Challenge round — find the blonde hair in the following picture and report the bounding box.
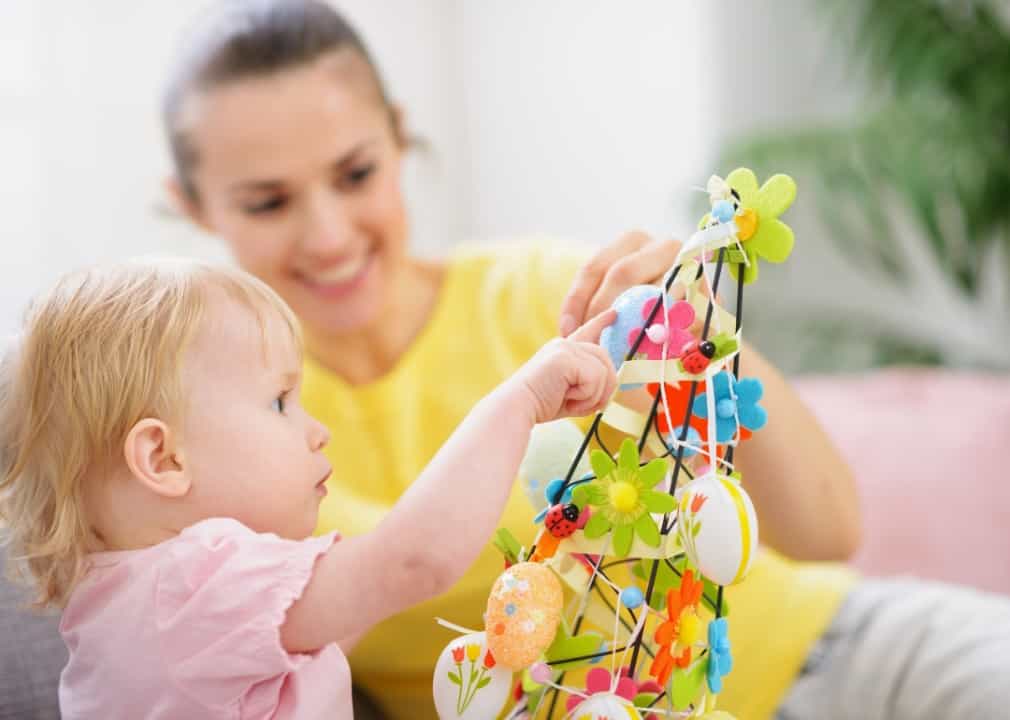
[0,259,299,607]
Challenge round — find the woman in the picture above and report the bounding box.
[161,3,1007,720]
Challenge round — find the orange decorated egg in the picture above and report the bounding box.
[484,562,563,670]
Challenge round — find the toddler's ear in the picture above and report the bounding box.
[123,418,190,498]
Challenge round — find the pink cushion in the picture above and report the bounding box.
[795,369,1010,596]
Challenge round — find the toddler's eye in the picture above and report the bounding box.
[272,392,289,414]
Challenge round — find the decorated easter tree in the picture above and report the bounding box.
[433,169,796,719]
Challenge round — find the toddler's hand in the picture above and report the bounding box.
[511,309,618,424]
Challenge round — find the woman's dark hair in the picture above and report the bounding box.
[163,0,393,201]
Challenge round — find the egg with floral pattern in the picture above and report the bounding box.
[433,632,511,718]
[484,562,563,669]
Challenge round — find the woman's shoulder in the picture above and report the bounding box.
[447,238,587,321]
[449,237,587,287]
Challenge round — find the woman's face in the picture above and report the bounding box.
[182,50,409,337]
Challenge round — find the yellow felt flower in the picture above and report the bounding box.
[700,168,797,284]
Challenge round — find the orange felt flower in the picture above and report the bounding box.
[651,382,753,448]
[649,569,704,686]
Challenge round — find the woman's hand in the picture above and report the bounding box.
[554,230,862,563]
[559,231,683,337]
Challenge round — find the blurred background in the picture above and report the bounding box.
[4,0,1007,374]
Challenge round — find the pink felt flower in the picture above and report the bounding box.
[629,298,695,360]
[565,668,638,713]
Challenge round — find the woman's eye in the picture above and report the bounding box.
[243,196,288,215]
[341,164,375,189]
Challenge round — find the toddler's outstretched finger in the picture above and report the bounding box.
[568,308,617,345]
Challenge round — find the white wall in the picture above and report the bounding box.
[458,1,711,246]
[0,0,858,346]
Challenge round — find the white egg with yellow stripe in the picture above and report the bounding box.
[677,474,758,586]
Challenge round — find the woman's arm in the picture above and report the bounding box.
[736,343,861,561]
[280,313,617,654]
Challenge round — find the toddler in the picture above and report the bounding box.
[0,260,616,719]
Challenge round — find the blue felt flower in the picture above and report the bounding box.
[706,617,733,693]
[692,371,767,443]
[663,424,702,459]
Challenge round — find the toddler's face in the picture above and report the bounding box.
[179,293,332,539]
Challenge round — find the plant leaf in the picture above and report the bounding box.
[492,528,521,563]
[633,692,659,708]
[670,657,708,710]
[545,628,604,671]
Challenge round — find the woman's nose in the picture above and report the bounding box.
[299,188,355,257]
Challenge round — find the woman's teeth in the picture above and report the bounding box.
[307,256,367,286]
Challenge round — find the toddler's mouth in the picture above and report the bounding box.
[315,467,332,495]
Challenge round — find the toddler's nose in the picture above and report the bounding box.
[308,417,330,451]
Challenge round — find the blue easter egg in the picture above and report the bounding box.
[599,285,661,389]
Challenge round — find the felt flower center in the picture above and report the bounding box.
[678,611,702,646]
[646,323,668,344]
[609,481,639,514]
[716,398,737,419]
[736,208,758,241]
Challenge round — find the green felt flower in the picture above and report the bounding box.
[572,438,676,557]
[699,168,797,284]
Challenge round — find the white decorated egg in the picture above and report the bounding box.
[485,562,563,670]
[570,693,643,720]
[677,474,758,586]
[519,419,591,512]
[433,632,511,719]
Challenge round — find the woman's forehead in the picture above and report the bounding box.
[184,52,388,185]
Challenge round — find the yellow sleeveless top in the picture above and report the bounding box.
[303,243,856,719]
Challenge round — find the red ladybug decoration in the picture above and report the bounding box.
[680,339,716,374]
[545,503,580,538]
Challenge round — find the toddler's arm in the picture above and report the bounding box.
[280,311,617,654]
